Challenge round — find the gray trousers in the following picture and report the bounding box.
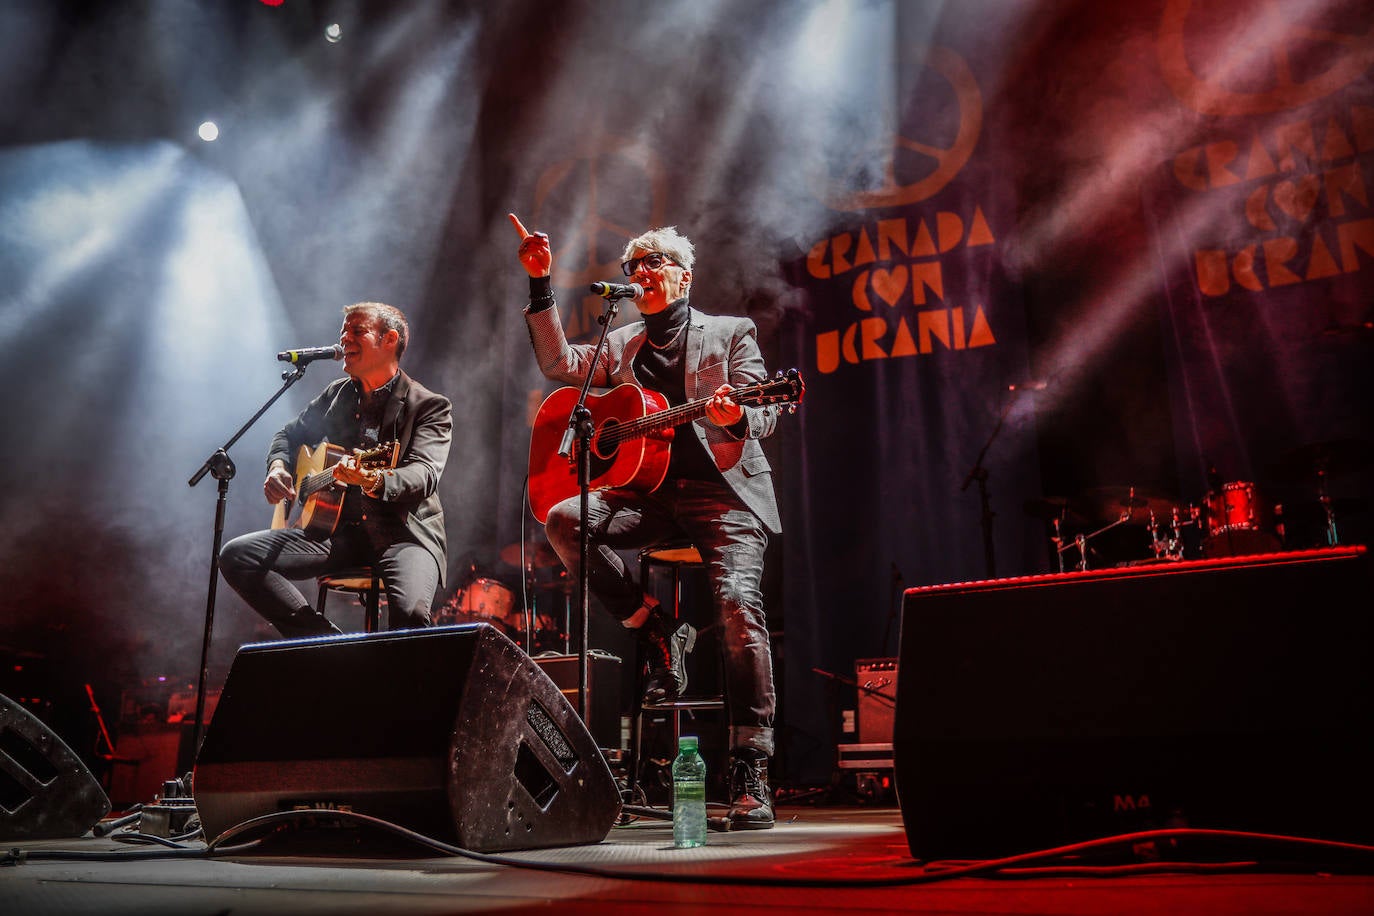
[220,521,438,637]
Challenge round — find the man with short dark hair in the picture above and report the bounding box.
[220,301,451,638]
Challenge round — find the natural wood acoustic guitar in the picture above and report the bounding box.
[270,439,399,538]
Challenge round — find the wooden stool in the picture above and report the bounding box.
[316,567,383,633]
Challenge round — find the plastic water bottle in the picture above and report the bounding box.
[672,735,707,848]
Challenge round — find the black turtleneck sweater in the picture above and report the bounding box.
[631,298,721,483]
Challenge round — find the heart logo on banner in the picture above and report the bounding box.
[870,266,909,306]
[1272,175,1320,222]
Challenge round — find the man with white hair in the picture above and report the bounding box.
[511,214,781,829]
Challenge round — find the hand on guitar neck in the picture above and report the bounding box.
[331,452,382,491]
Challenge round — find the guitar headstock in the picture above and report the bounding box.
[351,440,400,469]
[738,368,805,413]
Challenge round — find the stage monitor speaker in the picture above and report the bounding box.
[894,547,1374,861]
[193,623,621,853]
[0,693,111,840]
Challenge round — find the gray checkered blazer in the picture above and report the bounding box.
[525,303,781,533]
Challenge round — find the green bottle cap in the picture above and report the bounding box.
[678,735,699,752]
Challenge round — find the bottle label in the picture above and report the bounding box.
[674,779,706,803]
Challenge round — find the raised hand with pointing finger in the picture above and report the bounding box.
[509,213,551,279]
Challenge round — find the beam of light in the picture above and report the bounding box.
[1010,0,1363,456]
[0,138,302,679]
[212,6,480,313]
[1015,0,1345,269]
[787,0,898,189]
[0,140,184,342]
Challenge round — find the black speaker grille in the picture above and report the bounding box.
[526,700,577,771]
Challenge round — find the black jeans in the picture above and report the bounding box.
[220,521,439,637]
[544,479,775,756]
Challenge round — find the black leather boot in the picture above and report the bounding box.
[277,607,343,639]
[728,754,775,829]
[638,604,696,705]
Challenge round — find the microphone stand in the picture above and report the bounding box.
[557,295,622,725]
[186,362,309,756]
[961,394,1017,579]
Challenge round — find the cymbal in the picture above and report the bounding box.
[1080,486,1178,522]
[1022,497,1090,526]
[500,540,560,568]
[1273,438,1374,480]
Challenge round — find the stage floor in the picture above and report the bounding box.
[3,805,1372,915]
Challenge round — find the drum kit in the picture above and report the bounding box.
[1025,438,1371,572]
[434,542,570,653]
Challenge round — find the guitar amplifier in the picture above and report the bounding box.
[856,658,899,744]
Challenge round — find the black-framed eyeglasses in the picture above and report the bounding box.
[621,252,678,276]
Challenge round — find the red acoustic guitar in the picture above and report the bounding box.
[527,369,804,523]
[270,439,399,537]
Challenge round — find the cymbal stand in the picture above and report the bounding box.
[555,569,572,654]
[1050,517,1065,573]
[1317,464,1340,546]
[1147,508,1186,561]
[1058,505,1134,572]
[1147,510,1168,560]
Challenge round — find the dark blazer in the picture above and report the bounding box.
[269,370,453,584]
[526,303,781,533]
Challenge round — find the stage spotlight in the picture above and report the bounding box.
[325,23,342,43]
[197,121,219,142]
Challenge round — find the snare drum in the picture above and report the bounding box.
[446,578,515,625]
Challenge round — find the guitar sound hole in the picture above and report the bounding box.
[591,420,621,461]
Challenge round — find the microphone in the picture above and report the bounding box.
[1008,379,1048,391]
[276,344,343,365]
[589,281,644,300]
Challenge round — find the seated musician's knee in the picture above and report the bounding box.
[218,535,255,579]
[545,500,580,552]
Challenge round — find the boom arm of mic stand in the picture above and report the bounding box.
[561,299,620,725]
[189,365,307,487]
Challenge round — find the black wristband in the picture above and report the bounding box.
[528,275,554,313]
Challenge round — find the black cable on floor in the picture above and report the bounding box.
[6,809,1374,887]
